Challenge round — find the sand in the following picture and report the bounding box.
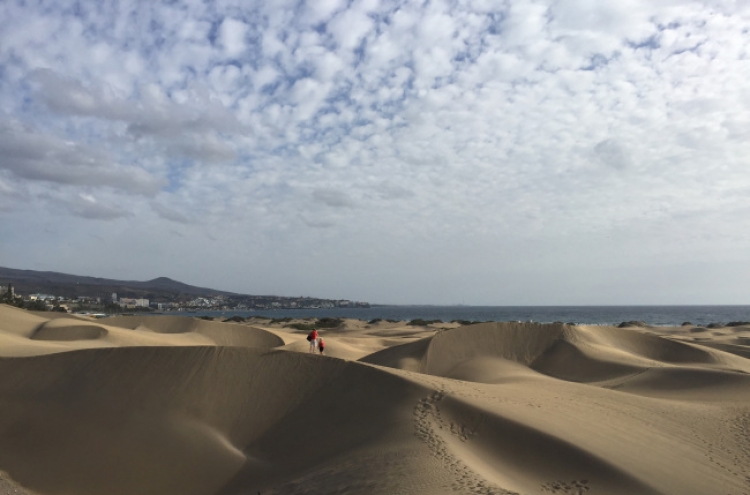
[1,304,749,495]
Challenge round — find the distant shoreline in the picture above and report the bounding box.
[92,304,750,327]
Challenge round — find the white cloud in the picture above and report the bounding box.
[219,17,248,58]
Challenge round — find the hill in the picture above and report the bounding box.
[0,266,236,300]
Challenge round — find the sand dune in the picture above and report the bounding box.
[1,304,750,495]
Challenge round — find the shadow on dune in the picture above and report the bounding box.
[0,346,428,495]
[30,319,109,341]
[430,394,664,495]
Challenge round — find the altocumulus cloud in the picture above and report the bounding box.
[0,0,749,305]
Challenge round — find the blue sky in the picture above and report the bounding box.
[1,0,749,305]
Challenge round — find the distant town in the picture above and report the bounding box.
[0,281,369,314]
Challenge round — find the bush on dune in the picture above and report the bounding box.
[407,319,442,326]
[287,317,344,331]
[223,315,246,323]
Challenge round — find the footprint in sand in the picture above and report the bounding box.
[413,390,518,495]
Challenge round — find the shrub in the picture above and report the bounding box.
[407,319,442,326]
[198,316,214,321]
[315,317,343,328]
[617,321,647,328]
[270,317,293,324]
[452,320,475,326]
[287,323,315,331]
[24,300,48,311]
[368,318,383,324]
[223,315,246,323]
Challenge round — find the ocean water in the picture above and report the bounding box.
[175,305,750,327]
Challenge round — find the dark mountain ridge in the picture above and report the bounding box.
[0,266,236,300]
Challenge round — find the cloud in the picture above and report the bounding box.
[47,193,131,220]
[219,18,249,58]
[300,215,337,229]
[29,69,244,163]
[312,188,356,208]
[373,181,414,200]
[593,139,632,170]
[0,121,163,196]
[152,202,192,224]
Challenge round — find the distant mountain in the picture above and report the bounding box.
[0,266,237,300]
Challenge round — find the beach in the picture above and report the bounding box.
[1,304,749,494]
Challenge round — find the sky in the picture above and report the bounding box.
[1,0,749,305]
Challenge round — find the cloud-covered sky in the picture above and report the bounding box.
[1,0,749,305]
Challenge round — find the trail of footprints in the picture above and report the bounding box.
[730,409,750,495]
[540,479,590,495]
[694,407,750,495]
[413,380,597,495]
[413,389,518,495]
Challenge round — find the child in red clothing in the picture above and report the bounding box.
[318,337,325,355]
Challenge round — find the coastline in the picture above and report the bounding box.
[116,304,750,327]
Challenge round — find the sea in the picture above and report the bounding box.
[170,305,750,327]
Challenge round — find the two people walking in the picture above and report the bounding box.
[307,329,325,355]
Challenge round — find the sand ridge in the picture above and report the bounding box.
[1,304,750,494]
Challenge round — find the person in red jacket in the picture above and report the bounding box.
[318,337,325,355]
[307,329,318,353]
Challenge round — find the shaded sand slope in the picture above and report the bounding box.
[0,346,416,495]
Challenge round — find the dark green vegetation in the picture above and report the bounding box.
[286,317,344,331]
[407,319,442,326]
